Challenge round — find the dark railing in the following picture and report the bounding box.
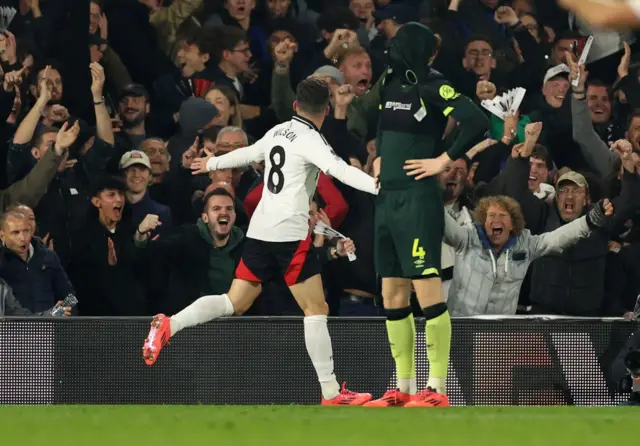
[0,316,635,405]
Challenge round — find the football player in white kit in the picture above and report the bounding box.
[142,78,378,405]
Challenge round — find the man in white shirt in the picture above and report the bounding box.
[141,79,378,406]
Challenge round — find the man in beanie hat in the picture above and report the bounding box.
[367,22,488,408]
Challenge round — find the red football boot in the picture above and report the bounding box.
[321,382,373,406]
[142,314,171,366]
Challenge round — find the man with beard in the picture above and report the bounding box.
[134,188,244,316]
[67,176,148,316]
[114,84,151,154]
[28,64,68,130]
[143,78,376,405]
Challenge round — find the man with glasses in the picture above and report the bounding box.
[212,26,253,102]
[212,127,264,207]
[206,127,249,196]
[461,30,547,100]
[211,26,271,124]
[215,127,249,153]
[463,36,496,82]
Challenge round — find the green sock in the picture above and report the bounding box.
[386,313,416,394]
[426,310,451,395]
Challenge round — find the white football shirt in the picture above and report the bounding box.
[206,115,377,242]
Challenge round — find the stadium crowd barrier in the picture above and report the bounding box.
[0,316,636,406]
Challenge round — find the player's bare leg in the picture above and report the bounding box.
[404,276,450,407]
[143,279,262,365]
[289,274,373,406]
[364,277,415,407]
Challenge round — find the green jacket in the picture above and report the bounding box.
[0,147,62,212]
[489,114,531,145]
[135,219,244,315]
[196,219,244,294]
[271,69,385,142]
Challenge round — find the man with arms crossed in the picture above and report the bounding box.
[366,22,488,408]
[142,78,377,406]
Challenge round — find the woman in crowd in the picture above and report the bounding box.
[204,85,244,129]
[443,194,613,316]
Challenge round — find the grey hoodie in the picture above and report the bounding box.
[571,94,618,178]
[443,209,592,316]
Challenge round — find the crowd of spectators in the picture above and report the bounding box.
[0,0,639,319]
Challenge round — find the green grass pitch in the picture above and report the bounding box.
[0,406,636,445]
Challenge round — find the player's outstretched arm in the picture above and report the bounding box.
[328,161,378,195]
[425,81,489,161]
[191,142,266,174]
[443,208,474,253]
[529,199,614,260]
[303,140,378,195]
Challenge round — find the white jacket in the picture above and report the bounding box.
[441,203,473,300]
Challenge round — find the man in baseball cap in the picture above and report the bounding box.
[114,83,153,159]
[119,83,150,102]
[119,150,172,237]
[311,65,345,99]
[312,66,345,86]
[542,64,570,109]
[555,170,589,222]
[120,150,151,170]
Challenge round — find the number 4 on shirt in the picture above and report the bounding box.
[412,238,426,260]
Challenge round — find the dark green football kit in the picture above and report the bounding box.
[374,23,488,279]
